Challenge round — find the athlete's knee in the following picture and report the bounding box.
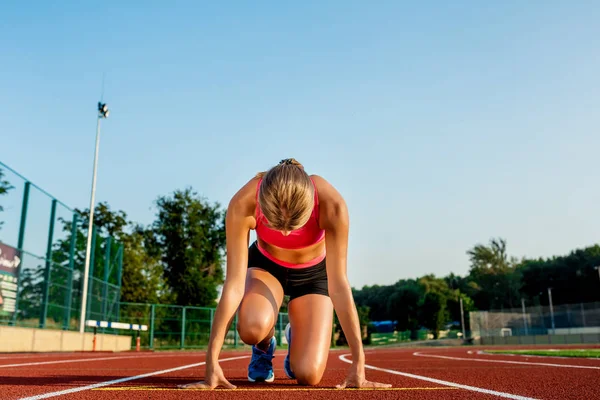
[236,310,273,345]
[293,361,324,386]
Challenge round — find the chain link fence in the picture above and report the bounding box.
[0,161,122,331]
[112,302,290,350]
[470,301,600,340]
[0,161,291,351]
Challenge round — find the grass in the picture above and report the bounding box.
[485,349,600,358]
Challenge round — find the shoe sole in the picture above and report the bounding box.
[248,373,275,383]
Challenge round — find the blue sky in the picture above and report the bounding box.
[1,1,599,289]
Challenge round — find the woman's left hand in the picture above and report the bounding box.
[336,363,392,389]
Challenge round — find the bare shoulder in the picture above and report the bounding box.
[227,176,260,228]
[310,175,343,203]
[310,175,349,230]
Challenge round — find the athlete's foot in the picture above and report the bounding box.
[248,336,276,383]
[256,335,274,352]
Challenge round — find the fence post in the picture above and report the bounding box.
[331,314,336,347]
[150,304,155,349]
[277,313,283,345]
[102,236,112,322]
[460,297,466,339]
[16,182,31,252]
[234,314,238,348]
[10,181,30,326]
[116,244,123,322]
[40,199,57,329]
[181,307,187,349]
[63,213,79,330]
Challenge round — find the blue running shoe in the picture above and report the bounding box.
[248,336,276,383]
[284,323,295,379]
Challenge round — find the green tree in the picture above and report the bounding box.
[73,203,169,305]
[120,225,167,304]
[386,280,423,336]
[352,284,397,321]
[417,275,452,338]
[444,273,476,328]
[466,237,522,310]
[445,290,475,334]
[444,272,472,295]
[52,201,127,285]
[334,305,372,346]
[80,202,129,241]
[518,245,600,305]
[419,291,447,339]
[14,264,44,321]
[152,187,226,307]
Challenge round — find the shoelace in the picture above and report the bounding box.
[250,349,274,370]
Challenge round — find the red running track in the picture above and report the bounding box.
[1,345,599,399]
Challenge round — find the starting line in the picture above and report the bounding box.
[93,386,458,391]
[16,355,251,400]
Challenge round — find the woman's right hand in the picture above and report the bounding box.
[177,361,236,390]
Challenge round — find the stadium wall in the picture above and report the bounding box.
[0,325,131,352]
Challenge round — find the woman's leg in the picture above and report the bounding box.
[237,267,284,346]
[237,267,284,382]
[287,293,334,386]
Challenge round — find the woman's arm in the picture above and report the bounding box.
[316,177,364,365]
[178,182,256,390]
[206,191,253,363]
[314,175,391,389]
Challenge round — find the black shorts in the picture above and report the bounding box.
[247,241,329,301]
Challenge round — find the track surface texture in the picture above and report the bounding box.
[1,344,599,399]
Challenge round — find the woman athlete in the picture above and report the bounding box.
[180,159,390,389]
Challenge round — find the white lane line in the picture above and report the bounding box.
[414,351,600,370]
[18,355,249,400]
[477,350,600,361]
[339,354,538,400]
[0,355,61,360]
[0,353,120,361]
[0,354,175,369]
[0,352,217,369]
[0,353,207,360]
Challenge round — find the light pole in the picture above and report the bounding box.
[521,298,528,336]
[79,101,109,334]
[595,266,600,284]
[548,287,555,335]
[460,297,467,339]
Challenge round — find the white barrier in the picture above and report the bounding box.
[86,320,148,351]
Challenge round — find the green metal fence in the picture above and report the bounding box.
[0,161,122,331]
[105,302,290,350]
[0,160,289,351]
